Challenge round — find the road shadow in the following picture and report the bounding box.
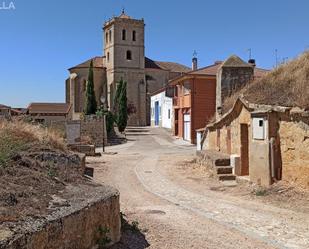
[109,214,150,249]
[125,129,150,133]
[125,133,152,136]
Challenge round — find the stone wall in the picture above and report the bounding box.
[0,185,121,249]
[206,105,251,156]
[279,120,309,188]
[216,65,253,116]
[81,116,104,147]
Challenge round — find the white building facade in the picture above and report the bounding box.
[150,89,173,129]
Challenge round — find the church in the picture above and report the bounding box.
[65,11,191,126]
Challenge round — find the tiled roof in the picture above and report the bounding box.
[254,67,269,78]
[145,57,191,73]
[169,57,269,84]
[0,104,10,109]
[119,11,131,19]
[28,103,71,115]
[69,56,104,70]
[189,62,223,76]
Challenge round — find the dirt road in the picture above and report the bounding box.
[89,127,309,249]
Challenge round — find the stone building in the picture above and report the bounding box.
[202,97,309,187]
[27,103,72,124]
[215,55,268,117]
[66,11,190,126]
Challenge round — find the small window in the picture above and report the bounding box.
[107,52,110,62]
[183,81,191,95]
[253,117,266,140]
[122,29,126,40]
[109,30,112,43]
[106,32,108,43]
[168,109,171,119]
[126,50,132,60]
[132,30,136,41]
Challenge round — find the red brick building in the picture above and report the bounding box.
[170,63,220,143]
[170,56,268,144]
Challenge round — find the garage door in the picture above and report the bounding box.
[183,114,191,141]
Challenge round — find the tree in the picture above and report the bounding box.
[113,79,128,132]
[84,60,97,114]
[117,81,128,132]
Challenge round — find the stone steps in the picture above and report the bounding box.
[216,166,233,174]
[218,174,236,181]
[215,158,230,167]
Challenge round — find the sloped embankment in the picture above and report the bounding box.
[0,121,120,248]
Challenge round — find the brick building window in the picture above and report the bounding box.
[107,52,110,62]
[109,30,112,42]
[122,29,126,40]
[132,30,136,41]
[106,32,108,43]
[126,50,132,60]
[183,81,191,95]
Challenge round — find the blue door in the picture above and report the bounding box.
[155,101,159,126]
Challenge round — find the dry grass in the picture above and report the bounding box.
[0,120,66,166]
[222,51,309,113]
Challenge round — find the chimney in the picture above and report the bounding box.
[192,50,198,70]
[192,57,198,70]
[248,59,256,67]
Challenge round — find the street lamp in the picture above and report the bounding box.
[100,96,106,153]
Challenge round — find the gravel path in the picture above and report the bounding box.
[90,127,309,249]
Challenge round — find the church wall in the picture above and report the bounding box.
[68,67,107,117]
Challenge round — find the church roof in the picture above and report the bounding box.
[69,56,104,70]
[145,57,191,73]
[118,10,131,19]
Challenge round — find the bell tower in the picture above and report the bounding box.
[103,10,146,126]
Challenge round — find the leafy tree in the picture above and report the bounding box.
[84,60,97,114]
[117,81,128,132]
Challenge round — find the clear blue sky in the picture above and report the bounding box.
[1,0,308,107]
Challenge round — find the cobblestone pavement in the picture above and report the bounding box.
[91,127,309,249]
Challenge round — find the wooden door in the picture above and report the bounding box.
[240,124,249,175]
[227,127,231,154]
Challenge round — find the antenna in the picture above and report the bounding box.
[193,50,198,58]
[275,49,278,68]
[247,48,252,60]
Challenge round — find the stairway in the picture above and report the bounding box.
[198,150,236,182]
[215,157,236,181]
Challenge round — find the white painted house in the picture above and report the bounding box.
[150,88,173,129]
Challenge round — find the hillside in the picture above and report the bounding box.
[223,51,309,113]
[0,120,85,222]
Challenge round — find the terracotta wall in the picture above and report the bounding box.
[192,78,216,142]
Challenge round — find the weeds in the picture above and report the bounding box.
[0,120,67,168]
[97,226,111,248]
[131,220,140,232]
[255,188,268,196]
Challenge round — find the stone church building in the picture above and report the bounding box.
[66,11,190,125]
